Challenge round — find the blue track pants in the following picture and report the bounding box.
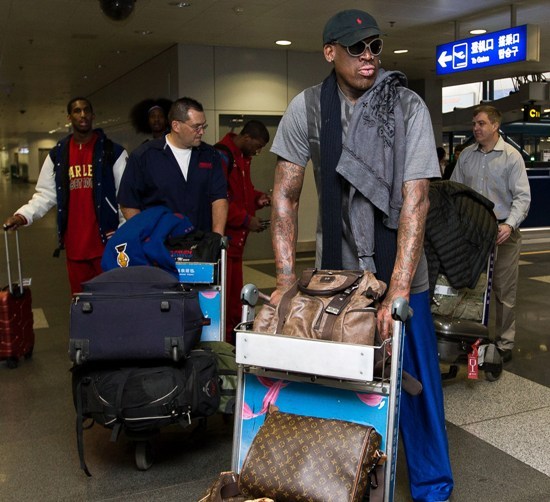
[400,291,454,502]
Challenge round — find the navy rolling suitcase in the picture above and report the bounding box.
[69,266,207,365]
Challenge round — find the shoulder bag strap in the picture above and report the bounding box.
[321,289,359,340]
[197,471,241,502]
[75,377,93,477]
[369,463,386,502]
[298,267,317,287]
[213,143,235,175]
[275,281,299,333]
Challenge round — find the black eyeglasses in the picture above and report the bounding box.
[175,120,208,133]
[341,38,383,57]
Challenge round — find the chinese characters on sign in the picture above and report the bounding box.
[497,32,521,60]
[436,25,533,76]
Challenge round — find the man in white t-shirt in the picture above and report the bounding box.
[118,97,228,234]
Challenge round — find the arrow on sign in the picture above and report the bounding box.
[438,51,453,67]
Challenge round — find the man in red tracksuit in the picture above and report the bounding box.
[215,120,270,343]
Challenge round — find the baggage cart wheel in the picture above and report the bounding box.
[6,357,19,369]
[485,365,503,382]
[134,441,153,471]
[441,364,459,380]
[24,347,33,359]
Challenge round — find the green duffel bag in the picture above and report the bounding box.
[199,341,237,415]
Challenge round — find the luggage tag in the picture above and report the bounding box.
[467,339,481,379]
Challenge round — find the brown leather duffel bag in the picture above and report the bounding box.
[253,268,386,346]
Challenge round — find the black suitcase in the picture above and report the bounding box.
[69,266,207,365]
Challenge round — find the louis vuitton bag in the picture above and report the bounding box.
[239,410,384,502]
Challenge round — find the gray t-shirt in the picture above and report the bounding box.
[271,81,441,293]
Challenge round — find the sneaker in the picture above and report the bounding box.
[498,348,513,363]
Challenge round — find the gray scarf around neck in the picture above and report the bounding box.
[336,69,407,271]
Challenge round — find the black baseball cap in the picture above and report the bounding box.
[323,9,383,46]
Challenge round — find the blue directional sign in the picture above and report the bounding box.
[436,25,537,76]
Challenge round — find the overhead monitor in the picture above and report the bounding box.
[436,24,540,76]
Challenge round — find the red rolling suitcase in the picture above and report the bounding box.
[1,229,34,369]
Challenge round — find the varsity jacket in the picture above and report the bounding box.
[15,129,127,248]
[53,129,126,246]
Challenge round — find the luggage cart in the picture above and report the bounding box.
[71,238,230,474]
[131,239,229,471]
[424,180,501,382]
[231,294,410,502]
[176,236,228,344]
[433,251,503,381]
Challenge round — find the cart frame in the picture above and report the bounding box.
[231,297,410,502]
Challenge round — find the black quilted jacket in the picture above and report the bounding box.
[424,180,498,296]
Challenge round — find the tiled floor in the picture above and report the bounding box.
[1,179,549,501]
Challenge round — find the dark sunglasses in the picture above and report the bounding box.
[342,38,383,57]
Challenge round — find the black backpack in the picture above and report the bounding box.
[214,142,235,175]
[72,349,219,476]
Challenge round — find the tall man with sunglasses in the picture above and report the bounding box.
[118,96,228,234]
[269,10,453,502]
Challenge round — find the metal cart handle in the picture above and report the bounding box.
[391,296,413,323]
[384,296,411,502]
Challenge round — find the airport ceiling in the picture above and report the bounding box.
[1,0,549,148]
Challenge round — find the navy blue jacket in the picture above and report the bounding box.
[51,129,125,247]
[117,138,227,232]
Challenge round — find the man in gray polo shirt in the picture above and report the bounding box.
[452,104,530,362]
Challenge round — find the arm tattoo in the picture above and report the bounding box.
[271,158,305,287]
[390,179,430,294]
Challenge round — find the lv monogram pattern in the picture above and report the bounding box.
[240,411,382,502]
